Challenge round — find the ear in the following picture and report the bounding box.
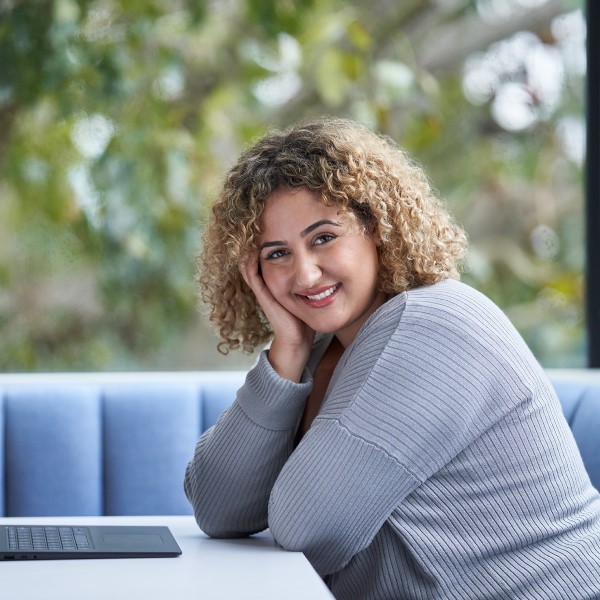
[369,222,383,247]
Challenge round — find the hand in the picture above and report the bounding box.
[240,253,315,382]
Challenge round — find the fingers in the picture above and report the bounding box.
[238,251,315,379]
[239,252,289,327]
[238,253,253,287]
[239,252,265,296]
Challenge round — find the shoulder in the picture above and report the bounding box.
[355,279,511,349]
[404,278,504,321]
[374,279,523,351]
[348,278,539,389]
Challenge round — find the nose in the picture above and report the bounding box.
[294,253,322,288]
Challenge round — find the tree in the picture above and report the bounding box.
[0,0,586,371]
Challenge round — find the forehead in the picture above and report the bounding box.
[260,188,347,232]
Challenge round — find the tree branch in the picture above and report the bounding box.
[415,0,568,73]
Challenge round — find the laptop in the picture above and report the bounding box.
[0,524,182,560]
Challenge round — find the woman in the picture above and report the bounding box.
[184,117,600,599]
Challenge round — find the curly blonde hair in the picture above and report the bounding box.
[197,117,467,354]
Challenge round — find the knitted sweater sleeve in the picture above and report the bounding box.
[184,351,312,537]
[268,281,537,576]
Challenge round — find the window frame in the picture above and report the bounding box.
[586,0,599,367]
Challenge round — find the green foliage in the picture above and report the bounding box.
[0,0,586,371]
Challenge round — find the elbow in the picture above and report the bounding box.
[268,493,319,552]
[196,521,244,540]
[184,462,264,539]
[189,485,268,539]
[193,510,263,539]
[269,493,340,576]
[270,515,339,577]
[193,511,229,538]
[269,518,307,553]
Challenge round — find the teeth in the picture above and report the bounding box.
[306,285,338,301]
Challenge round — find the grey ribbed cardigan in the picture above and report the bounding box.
[184,279,600,599]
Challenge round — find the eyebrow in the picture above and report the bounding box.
[259,220,342,252]
[301,219,341,237]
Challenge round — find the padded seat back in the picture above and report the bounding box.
[548,376,600,492]
[0,372,246,516]
[0,370,598,516]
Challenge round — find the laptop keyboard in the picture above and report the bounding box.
[7,526,92,551]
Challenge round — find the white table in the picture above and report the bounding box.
[1,516,334,600]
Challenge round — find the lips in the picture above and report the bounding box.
[305,284,339,301]
[298,284,340,307]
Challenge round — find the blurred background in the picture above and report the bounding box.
[0,0,586,372]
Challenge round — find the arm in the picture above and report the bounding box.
[185,252,318,537]
[184,352,312,537]
[269,420,419,575]
[240,253,315,383]
[268,282,531,576]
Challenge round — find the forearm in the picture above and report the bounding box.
[185,405,295,537]
[268,420,416,575]
[184,352,312,537]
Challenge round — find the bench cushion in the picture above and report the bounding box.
[0,370,598,516]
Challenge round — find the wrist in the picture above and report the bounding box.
[267,338,310,383]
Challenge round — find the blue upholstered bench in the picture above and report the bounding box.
[0,369,598,517]
[0,372,246,517]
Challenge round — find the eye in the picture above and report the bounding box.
[264,248,289,261]
[313,233,336,246]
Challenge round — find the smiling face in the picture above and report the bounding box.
[258,187,388,347]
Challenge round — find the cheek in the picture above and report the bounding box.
[354,243,381,283]
[346,239,378,266]
[261,267,287,298]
